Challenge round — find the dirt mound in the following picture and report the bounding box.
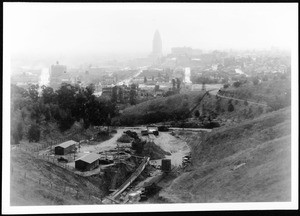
[142,141,171,160]
[160,107,291,203]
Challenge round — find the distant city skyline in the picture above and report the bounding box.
[4,3,297,59]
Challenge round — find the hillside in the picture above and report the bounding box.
[116,92,201,125]
[10,149,105,205]
[115,77,291,127]
[159,107,291,202]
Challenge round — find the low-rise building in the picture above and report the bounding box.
[54,140,77,155]
[75,153,100,171]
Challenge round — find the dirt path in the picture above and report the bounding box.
[215,93,269,107]
[79,129,125,154]
[151,132,190,166]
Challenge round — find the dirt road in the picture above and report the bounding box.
[151,132,190,167]
[78,129,125,155]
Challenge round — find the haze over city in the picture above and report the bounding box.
[5,3,295,59]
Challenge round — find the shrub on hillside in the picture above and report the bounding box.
[28,124,41,142]
[223,84,230,89]
[194,110,200,118]
[233,81,242,88]
[228,103,234,112]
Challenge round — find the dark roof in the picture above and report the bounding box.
[76,153,99,164]
[56,140,77,149]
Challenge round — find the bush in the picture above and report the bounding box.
[228,103,234,112]
[194,110,200,118]
[124,130,139,139]
[28,124,41,142]
[223,84,230,89]
[117,134,132,143]
[233,81,241,88]
[203,121,221,129]
[132,139,146,154]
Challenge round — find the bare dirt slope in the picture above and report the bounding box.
[159,107,291,203]
[10,150,105,205]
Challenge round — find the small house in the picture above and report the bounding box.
[75,153,100,171]
[54,140,77,155]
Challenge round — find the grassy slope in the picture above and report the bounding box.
[117,78,290,126]
[10,150,105,205]
[123,91,200,116]
[160,107,291,202]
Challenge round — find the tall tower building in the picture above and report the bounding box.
[152,30,162,58]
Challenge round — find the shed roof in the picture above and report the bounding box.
[56,140,77,149]
[76,153,100,164]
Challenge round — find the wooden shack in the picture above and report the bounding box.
[75,153,100,171]
[54,140,76,155]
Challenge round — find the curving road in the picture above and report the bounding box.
[215,93,269,107]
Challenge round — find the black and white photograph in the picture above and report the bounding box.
[2,2,298,214]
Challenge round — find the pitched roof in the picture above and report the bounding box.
[57,140,77,149]
[76,153,100,164]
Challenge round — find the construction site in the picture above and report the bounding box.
[11,125,196,204]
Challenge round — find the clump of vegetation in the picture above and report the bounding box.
[10,83,117,144]
[28,124,41,142]
[117,134,132,143]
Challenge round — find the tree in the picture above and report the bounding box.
[129,84,137,105]
[176,78,181,89]
[11,111,23,144]
[144,76,147,83]
[111,86,118,103]
[57,108,75,131]
[118,87,124,103]
[28,84,39,102]
[56,83,76,111]
[172,79,176,90]
[131,138,145,154]
[194,110,200,118]
[41,86,56,104]
[28,124,41,142]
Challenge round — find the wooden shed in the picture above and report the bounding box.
[75,153,100,171]
[54,140,76,155]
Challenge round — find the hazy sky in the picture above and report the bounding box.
[4,3,297,57]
